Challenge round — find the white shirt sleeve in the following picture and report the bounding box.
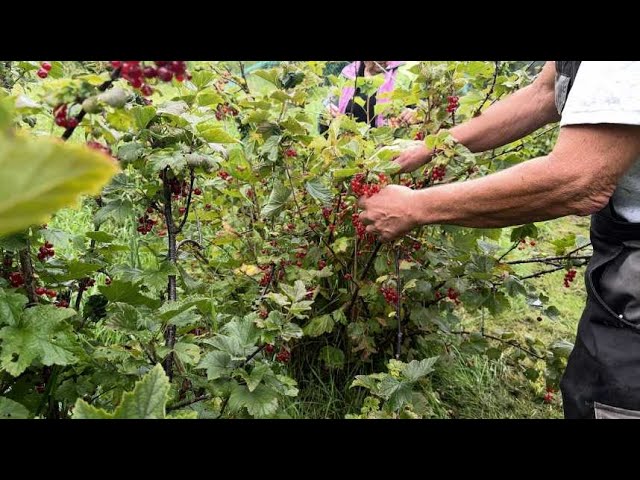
[560,61,640,127]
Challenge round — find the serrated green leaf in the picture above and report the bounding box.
[305,179,332,204]
[243,363,271,392]
[303,315,334,337]
[510,224,538,242]
[197,351,233,380]
[94,198,134,225]
[196,89,223,106]
[228,382,278,418]
[333,168,361,179]
[117,142,146,163]
[0,290,27,327]
[85,231,116,243]
[0,305,79,376]
[200,128,238,144]
[261,180,291,218]
[174,342,200,365]
[0,132,119,236]
[71,400,113,419]
[131,105,156,130]
[403,357,438,382]
[0,397,29,419]
[113,364,170,419]
[51,260,102,282]
[98,280,161,309]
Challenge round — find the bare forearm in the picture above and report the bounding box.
[413,154,601,228]
[450,82,560,153]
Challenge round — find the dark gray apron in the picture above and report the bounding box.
[556,61,640,419]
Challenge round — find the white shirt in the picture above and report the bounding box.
[560,61,640,221]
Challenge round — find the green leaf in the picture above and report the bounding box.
[174,342,200,365]
[196,88,223,106]
[305,179,332,204]
[117,142,146,163]
[261,181,291,218]
[85,231,116,243]
[280,322,303,341]
[0,305,79,376]
[143,261,179,291]
[378,377,413,410]
[156,296,209,321]
[98,280,161,309]
[331,236,350,254]
[114,368,172,421]
[94,198,134,225]
[510,224,538,242]
[200,128,238,144]
[228,383,279,418]
[303,315,334,337]
[197,351,233,380]
[544,305,561,321]
[72,400,113,419]
[319,346,344,369]
[131,105,156,130]
[524,368,540,381]
[0,132,119,236]
[243,363,271,392]
[51,260,103,282]
[190,71,216,89]
[403,357,438,382]
[550,339,573,358]
[333,168,361,179]
[0,397,30,419]
[0,290,27,327]
[157,101,188,117]
[73,364,170,419]
[106,303,140,331]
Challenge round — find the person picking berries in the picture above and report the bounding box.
[358,61,640,419]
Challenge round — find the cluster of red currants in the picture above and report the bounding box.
[446,95,459,113]
[563,268,577,288]
[36,62,52,79]
[381,285,400,305]
[110,61,190,97]
[37,241,55,261]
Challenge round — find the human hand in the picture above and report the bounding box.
[393,145,433,173]
[398,108,417,126]
[357,185,421,242]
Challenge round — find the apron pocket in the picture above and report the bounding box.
[588,245,640,329]
[595,401,640,419]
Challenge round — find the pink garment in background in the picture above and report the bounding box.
[337,61,404,127]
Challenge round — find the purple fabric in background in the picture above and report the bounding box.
[337,61,404,127]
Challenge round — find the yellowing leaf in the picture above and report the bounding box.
[236,264,262,276]
[0,132,119,236]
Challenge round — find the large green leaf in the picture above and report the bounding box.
[130,106,157,130]
[303,315,334,337]
[98,280,161,309]
[403,357,438,382]
[228,382,279,418]
[0,131,119,236]
[0,397,30,419]
[0,290,27,327]
[261,180,291,218]
[200,128,238,144]
[305,179,332,204]
[197,351,233,380]
[73,364,170,419]
[0,305,79,376]
[50,260,103,282]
